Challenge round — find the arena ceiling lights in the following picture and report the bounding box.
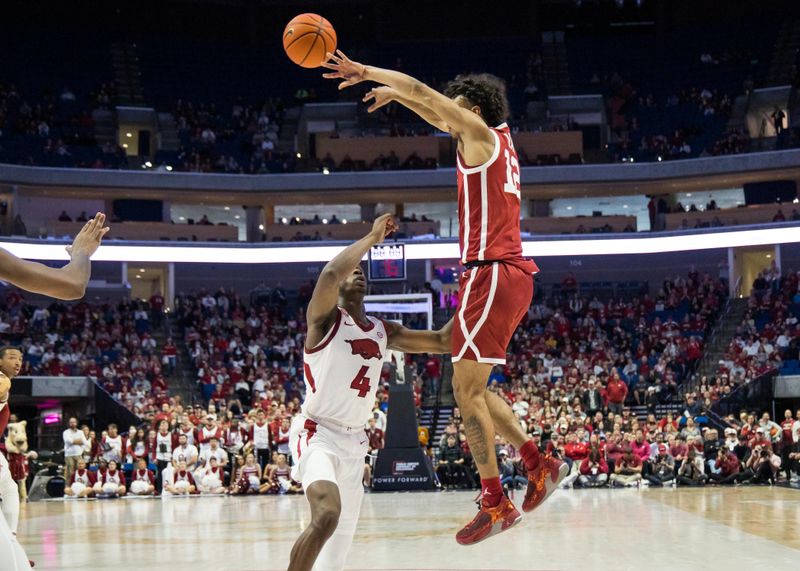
[1,226,798,264]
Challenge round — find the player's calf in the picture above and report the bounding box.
[287,481,342,571]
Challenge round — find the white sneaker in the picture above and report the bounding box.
[639,480,649,487]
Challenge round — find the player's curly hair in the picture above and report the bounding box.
[444,73,509,127]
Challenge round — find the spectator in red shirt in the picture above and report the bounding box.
[149,291,165,327]
[578,449,609,487]
[606,374,628,415]
[630,429,651,463]
[562,272,578,295]
[152,403,172,430]
[610,450,643,487]
[708,449,741,485]
[162,338,178,374]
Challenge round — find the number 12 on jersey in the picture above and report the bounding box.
[349,366,372,398]
[503,149,520,200]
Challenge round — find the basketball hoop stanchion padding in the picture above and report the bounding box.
[372,365,436,491]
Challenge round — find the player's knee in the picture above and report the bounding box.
[313,504,341,536]
[452,379,483,403]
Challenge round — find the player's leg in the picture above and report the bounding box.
[484,390,529,449]
[288,480,341,571]
[288,441,341,571]
[312,457,365,571]
[451,360,521,545]
[452,360,498,479]
[482,265,567,512]
[0,507,31,571]
[0,456,20,533]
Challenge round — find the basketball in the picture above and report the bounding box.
[283,13,337,68]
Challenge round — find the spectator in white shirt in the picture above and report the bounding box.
[172,434,199,470]
[63,417,87,484]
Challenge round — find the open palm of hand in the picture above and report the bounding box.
[321,50,367,90]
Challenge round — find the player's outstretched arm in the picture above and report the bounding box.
[322,51,491,143]
[362,86,450,134]
[305,214,398,346]
[0,213,109,300]
[384,317,453,354]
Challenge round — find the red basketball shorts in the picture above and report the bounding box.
[451,261,533,365]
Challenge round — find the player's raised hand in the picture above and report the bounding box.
[369,213,398,244]
[321,50,367,90]
[66,212,110,259]
[363,86,397,113]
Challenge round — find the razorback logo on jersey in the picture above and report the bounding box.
[344,338,383,360]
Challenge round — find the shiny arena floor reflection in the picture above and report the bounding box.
[18,487,800,571]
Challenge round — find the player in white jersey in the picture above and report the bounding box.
[287,214,452,571]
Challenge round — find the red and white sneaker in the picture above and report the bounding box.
[521,454,569,513]
[455,495,522,546]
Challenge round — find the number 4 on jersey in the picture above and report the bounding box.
[349,366,372,398]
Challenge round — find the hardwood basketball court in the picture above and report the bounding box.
[17,487,800,570]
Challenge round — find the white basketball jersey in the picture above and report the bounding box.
[156,432,173,461]
[303,307,387,427]
[252,422,271,449]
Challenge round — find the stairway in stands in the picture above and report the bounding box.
[767,20,800,86]
[111,43,147,106]
[162,315,199,405]
[541,31,571,96]
[419,405,453,455]
[694,297,749,380]
[628,403,684,422]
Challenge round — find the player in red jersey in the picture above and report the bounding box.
[288,214,452,571]
[324,52,568,545]
[0,213,109,570]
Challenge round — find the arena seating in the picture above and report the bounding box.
[1,292,170,415]
[25,263,796,495]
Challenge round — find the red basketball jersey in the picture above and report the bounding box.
[456,123,538,273]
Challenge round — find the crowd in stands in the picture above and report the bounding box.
[0,290,171,415]
[10,263,796,498]
[316,151,437,173]
[167,98,297,175]
[608,81,739,163]
[0,82,127,169]
[435,269,799,491]
[715,265,800,382]
[437,400,800,490]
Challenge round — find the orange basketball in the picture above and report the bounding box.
[283,13,337,69]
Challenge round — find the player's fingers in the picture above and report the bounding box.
[320,61,339,71]
[325,52,342,64]
[94,224,109,240]
[321,72,340,79]
[338,81,354,90]
[362,91,375,102]
[335,49,349,62]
